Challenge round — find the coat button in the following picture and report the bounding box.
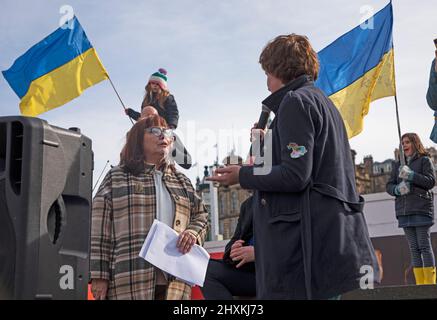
[175,220,181,226]
[261,198,267,206]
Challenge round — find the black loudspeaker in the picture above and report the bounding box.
[0,116,93,300]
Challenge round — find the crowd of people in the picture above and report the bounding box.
[89,35,437,300]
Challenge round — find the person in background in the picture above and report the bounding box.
[386,133,436,285]
[427,41,437,143]
[90,115,208,300]
[201,155,256,300]
[201,195,256,299]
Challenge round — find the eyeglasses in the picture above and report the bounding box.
[145,127,174,139]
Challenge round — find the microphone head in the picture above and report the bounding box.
[261,104,271,113]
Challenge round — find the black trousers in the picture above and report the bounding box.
[201,259,256,300]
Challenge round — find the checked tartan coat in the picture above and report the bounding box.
[90,164,209,300]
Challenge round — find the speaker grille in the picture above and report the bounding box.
[9,122,23,195]
[0,182,16,299]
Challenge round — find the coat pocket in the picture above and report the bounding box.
[262,192,301,221]
[268,210,301,224]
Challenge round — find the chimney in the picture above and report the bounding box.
[350,149,357,165]
[363,155,373,175]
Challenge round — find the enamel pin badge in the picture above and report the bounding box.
[134,183,145,193]
[287,142,307,159]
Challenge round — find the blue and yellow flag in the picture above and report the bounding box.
[2,16,108,116]
[316,2,395,138]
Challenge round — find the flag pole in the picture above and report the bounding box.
[390,1,406,166]
[93,160,110,192]
[394,93,405,166]
[107,75,134,125]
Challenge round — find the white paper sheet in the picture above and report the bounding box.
[139,219,210,287]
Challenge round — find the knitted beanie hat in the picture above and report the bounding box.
[149,68,168,91]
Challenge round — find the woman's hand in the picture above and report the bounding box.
[177,230,197,254]
[399,165,414,181]
[206,165,241,186]
[394,181,411,196]
[91,279,109,300]
[230,245,255,268]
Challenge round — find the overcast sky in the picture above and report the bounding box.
[1,0,436,186]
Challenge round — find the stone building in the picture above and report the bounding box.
[217,184,251,240]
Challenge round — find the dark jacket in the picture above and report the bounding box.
[386,155,435,218]
[426,59,437,143]
[239,75,379,300]
[222,196,254,271]
[127,94,179,128]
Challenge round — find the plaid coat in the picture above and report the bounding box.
[90,164,209,300]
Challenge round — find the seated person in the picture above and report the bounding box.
[201,195,256,300]
[201,120,263,300]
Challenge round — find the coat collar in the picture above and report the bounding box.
[144,162,156,174]
[262,74,314,114]
[406,152,419,165]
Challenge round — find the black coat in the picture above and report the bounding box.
[223,196,255,272]
[239,75,379,299]
[127,94,179,128]
[386,155,435,218]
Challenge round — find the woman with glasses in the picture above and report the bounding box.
[90,115,209,300]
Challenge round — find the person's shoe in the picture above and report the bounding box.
[413,267,424,285]
[422,267,436,285]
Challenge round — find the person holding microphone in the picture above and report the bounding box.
[207,34,379,300]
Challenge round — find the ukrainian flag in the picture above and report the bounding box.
[2,16,108,116]
[316,2,395,138]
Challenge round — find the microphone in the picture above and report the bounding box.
[256,104,271,129]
